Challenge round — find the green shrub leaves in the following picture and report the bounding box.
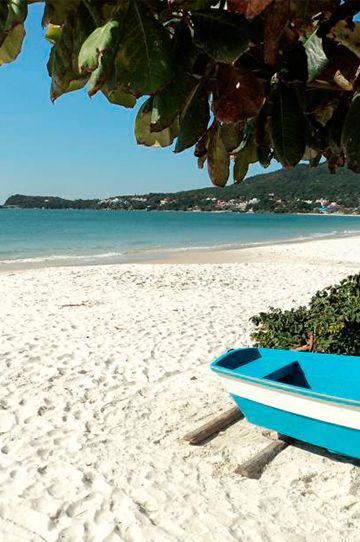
[251,274,360,355]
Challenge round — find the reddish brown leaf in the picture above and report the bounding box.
[227,0,247,13]
[213,65,264,123]
[264,0,290,66]
[279,26,300,50]
[194,128,210,158]
[227,0,273,19]
[324,149,345,174]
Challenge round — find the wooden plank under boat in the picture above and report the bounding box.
[211,347,360,459]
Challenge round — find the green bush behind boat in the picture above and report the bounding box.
[251,274,360,356]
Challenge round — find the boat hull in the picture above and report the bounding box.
[211,348,360,459]
[232,395,360,458]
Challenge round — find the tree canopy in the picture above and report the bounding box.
[2,0,360,186]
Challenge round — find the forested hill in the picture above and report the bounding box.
[168,164,359,204]
[3,164,360,213]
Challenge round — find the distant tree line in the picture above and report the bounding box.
[2,195,100,210]
[3,164,360,213]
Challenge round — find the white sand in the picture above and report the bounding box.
[0,236,359,542]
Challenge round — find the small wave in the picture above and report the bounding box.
[123,229,360,254]
[0,228,359,267]
[0,251,125,265]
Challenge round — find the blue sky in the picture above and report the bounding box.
[0,4,278,203]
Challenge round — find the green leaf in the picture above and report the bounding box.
[342,91,360,173]
[48,5,95,101]
[233,151,249,183]
[207,125,230,187]
[150,23,196,132]
[45,23,62,44]
[329,101,347,154]
[302,146,319,160]
[0,23,24,65]
[192,10,253,63]
[258,143,271,168]
[279,42,308,82]
[233,120,254,153]
[170,0,211,9]
[0,4,8,34]
[309,152,322,167]
[255,103,272,167]
[220,122,243,153]
[233,138,257,182]
[304,32,329,82]
[174,84,209,153]
[3,0,27,32]
[42,0,81,26]
[0,0,27,60]
[135,98,179,148]
[197,155,207,169]
[151,75,195,132]
[79,20,122,96]
[194,127,210,158]
[270,83,306,168]
[115,0,173,96]
[102,86,136,108]
[312,99,337,127]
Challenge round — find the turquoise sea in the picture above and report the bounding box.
[1,209,360,266]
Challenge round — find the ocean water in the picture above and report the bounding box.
[1,209,360,266]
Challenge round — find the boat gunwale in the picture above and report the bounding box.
[211,349,360,410]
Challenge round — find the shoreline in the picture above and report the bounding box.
[2,207,360,217]
[144,230,360,265]
[1,230,360,271]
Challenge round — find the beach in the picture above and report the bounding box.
[0,235,360,542]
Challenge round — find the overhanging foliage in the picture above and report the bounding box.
[3,1,360,185]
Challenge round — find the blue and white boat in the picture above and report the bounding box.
[211,347,360,459]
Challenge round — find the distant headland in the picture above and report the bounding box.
[3,164,360,214]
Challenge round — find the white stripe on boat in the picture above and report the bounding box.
[220,375,360,431]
